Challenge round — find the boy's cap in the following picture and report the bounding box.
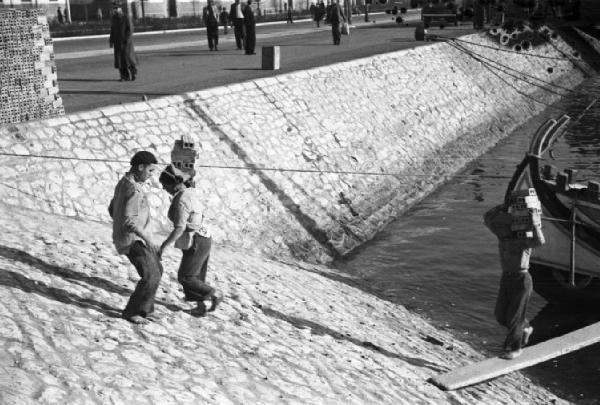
[130,151,158,166]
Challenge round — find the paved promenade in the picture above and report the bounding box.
[54,13,477,113]
[0,202,568,404]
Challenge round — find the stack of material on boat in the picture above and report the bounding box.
[509,188,541,239]
[543,164,600,201]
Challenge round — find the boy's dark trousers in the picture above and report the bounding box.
[178,235,214,301]
[123,241,163,318]
[494,270,532,351]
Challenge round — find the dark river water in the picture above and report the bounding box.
[335,75,600,404]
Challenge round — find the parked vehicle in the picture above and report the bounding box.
[421,1,458,29]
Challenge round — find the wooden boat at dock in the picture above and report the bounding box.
[505,113,600,305]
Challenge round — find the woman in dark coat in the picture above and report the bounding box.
[109,5,138,81]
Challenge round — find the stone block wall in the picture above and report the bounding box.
[0,9,64,125]
[0,33,588,262]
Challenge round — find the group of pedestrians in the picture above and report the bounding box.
[224,0,257,54]
[109,151,222,324]
[310,1,326,27]
[201,0,256,54]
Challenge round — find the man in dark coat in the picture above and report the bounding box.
[242,0,256,55]
[203,0,220,51]
[109,4,138,81]
[329,0,345,45]
[229,0,245,50]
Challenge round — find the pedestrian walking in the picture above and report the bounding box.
[286,7,294,23]
[109,2,138,81]
[203,0,220,51]
[108,151,162,325]
[56,7,64,24]
[484,199,545,360]
[315,1,325,27]
[97,7,103,22]
[229,0,245,50]
[328,0,345,45]
[219,7,229,35]
[158,165,223,317]
[243,0,256,55]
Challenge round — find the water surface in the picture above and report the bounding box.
[336,76,600,404]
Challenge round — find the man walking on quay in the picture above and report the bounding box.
[230,0,245,50]
[109,2,138,81]
[243,0,256,55]
[203,0,220,51]
[219,6,229,35]
[56,7,64,24]
[484,194,545,360]
[328,0,346,45]
[109,151,163,325]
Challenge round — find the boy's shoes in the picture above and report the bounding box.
[522,326,534,346]
[500,348,522,360]
[124,314,148,324]
[146,313,163,322]
[191,301,207,317]
[208,290,224,312]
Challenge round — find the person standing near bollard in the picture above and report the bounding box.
[328,0,345,45]
[243,0,256,55]
[484,198,545,360]
[158,165,223,317]
[203,0,220,51]
[108,151,162,325]
[229,0,246,50]
[109,1,138,81]
[219,6,229,35]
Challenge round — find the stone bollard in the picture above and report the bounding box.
[415,22,425,41]
[262,46,280,70]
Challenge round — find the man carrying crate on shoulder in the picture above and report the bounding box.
[484,188,546,359]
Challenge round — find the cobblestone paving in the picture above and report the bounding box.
[0,203,569,404]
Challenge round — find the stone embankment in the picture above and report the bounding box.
[0,203,569,404]
[0,31,588,262]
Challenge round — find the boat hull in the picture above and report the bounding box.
[505,115,600,303]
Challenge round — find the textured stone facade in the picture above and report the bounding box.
[0,33,587,262]
[0,9,64,125]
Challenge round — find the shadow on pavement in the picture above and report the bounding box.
[0,268,122,319]
[60,90,173,97]
[59,78,116,82]
[0,244,182,313]
[223,67,264,71]
[183,99,337,257]
[260,305,446,372]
